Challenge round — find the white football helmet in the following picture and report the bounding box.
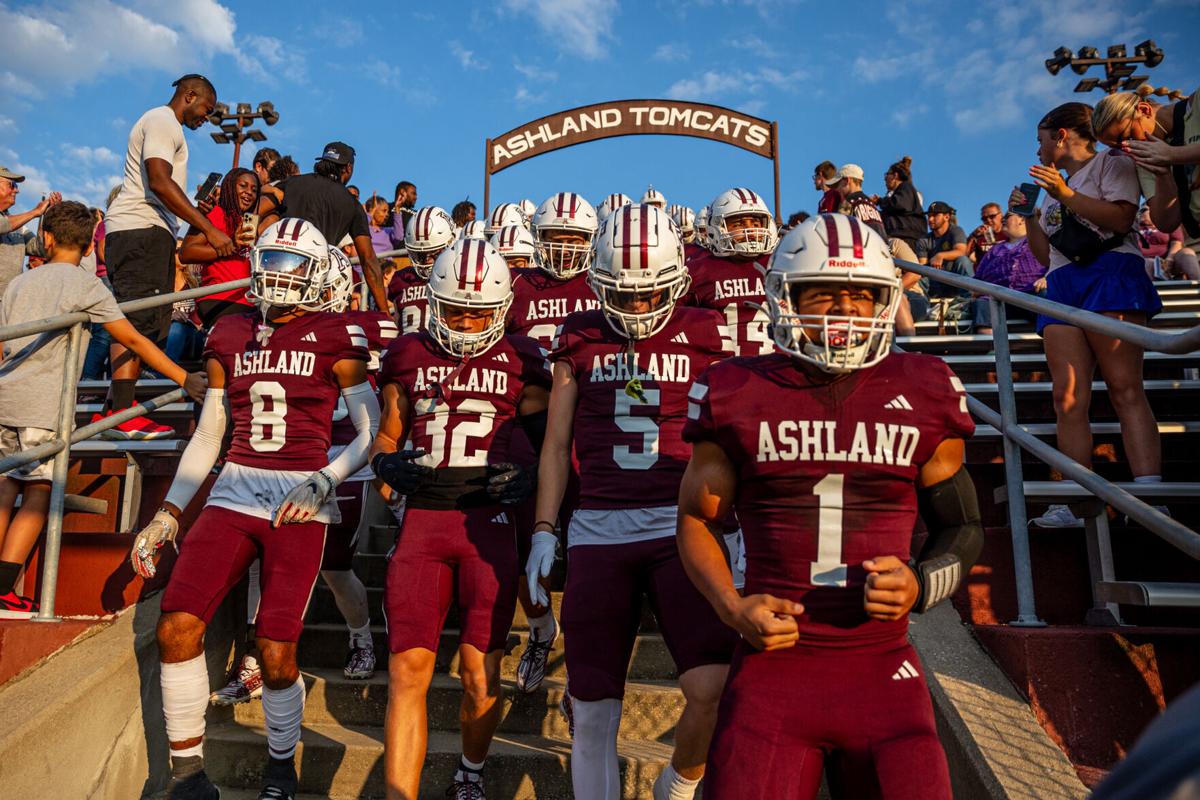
[485,202,528,237]
[249,217,330,310]
[596,193,632,223]
[641,185,667,210]
[589,204,691,340]
[669,204,696,243]
[459,220,488,241]
[709,188,778,257]
[490,224,538,270]
[518,198,537,221]
[532,192,598,280]
[765,213,901,374]
[319,246,355,313]
[405,206,456,278]
[427,238,513,358]
[696,206,710,244]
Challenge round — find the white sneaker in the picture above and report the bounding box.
[1031,504,1085,528]
[210,653,263,706]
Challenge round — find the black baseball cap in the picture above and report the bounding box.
[926,201,955,215]
[316,141,355,166]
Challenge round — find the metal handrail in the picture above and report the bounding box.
[2,246,404,620]
[895,257,1200,626]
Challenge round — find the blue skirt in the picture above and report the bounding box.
[1037,251,1162,334]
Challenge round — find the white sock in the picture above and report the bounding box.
[571,697,622,800]
[161,654,209,759]
[246,559,262,626]
[455,754,485,783]
[1133,475,1162,483]
[528,611,557,642]
[348,622,372,650]
[322,568,370,631]
[262,677,306,759]
[653,763,701,800]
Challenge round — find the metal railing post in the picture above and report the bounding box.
[991,298,1046,627]
[33,322,83,622]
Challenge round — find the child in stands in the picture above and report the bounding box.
[0,201,205,617]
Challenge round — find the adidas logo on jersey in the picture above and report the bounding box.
[671,332,690,344]
[493,352,510,363]
[892,660,919,681]
[884,395,913,411]
[301,332,318,343]
[491,512,510,524]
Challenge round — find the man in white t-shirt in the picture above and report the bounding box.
[103,74,231,440]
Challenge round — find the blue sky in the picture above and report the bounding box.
[3,0,1198,228]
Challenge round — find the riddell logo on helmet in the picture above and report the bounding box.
[827,258,865,268]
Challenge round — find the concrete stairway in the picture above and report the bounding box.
[202,526,684,799]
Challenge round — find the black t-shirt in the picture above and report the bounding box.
[915,224,967,261]
[277,173,369,245]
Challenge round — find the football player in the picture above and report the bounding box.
[678,214,981,799]
[490,223,538,272]
[372,238,551,800]
[595,192,632,224]
[322,247,398,680]
[669,204,697,244]
[484,202,528,237]
[391,206,454,334]
[504,192,603,692]
[131,218,380,800]
[459,220,488,240]
[685,188,778,359]
[686,206,711,265]
[641,185,667,211]
[529,204,738,800]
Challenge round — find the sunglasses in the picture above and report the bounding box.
[982,212,1001,221]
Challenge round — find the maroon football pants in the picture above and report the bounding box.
[705,640,951,800]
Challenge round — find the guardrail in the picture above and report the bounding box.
[895,258,1200,626]
[0,248,404,620]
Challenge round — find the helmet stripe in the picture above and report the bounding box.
[847,216,865,259]
[640,206,650,269]
[458,241,471,290]
[821,214,840,258]
[473,240,486,290]
[621,204,632,270]
[555,193,564,217]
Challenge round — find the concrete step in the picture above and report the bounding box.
[231,670,683,739]
[298,624,678,681]
[204,720,673,800]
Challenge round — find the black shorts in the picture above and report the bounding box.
[106,227,177,346]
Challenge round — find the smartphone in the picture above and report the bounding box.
[241,212,259,233]
[194,171,222,204]
[1013,182,1041,217]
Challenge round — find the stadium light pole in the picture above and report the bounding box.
[1043,41,1180,96]
[208,101,281,168]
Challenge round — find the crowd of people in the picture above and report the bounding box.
[0,70,1197,800]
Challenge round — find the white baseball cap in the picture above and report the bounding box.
[834,164,864,182]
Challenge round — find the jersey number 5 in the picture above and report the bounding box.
[613,388,660,470]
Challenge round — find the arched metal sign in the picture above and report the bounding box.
[484,99,781,219]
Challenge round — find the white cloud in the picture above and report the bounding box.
[0,117,16,133]
[653,43,690,63]
[0,145,119,208]
[62,145,120,165]
[666,66,809,102]
[235,34,307,83]
[514,86,547,106]
[503,0,619,60]
[513,62,557,83]
[450,40,487,70]
[891,104,929,128]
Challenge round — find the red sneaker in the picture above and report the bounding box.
[91,410,175,441]
[0,591,38,619]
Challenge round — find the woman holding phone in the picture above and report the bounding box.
[179,167,261,329]
[1010,102,1163,528]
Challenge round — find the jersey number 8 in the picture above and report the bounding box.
[249,380,288,452]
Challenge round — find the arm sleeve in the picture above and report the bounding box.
[164,389,228,511]
[322,382,380,484]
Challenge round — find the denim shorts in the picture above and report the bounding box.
[1037,251,1162,334]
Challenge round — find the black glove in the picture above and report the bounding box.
[372,450,435,496]
[486,462,537,505]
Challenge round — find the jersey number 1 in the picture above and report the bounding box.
[811,474,847,587]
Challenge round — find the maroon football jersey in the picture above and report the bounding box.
[684,242,709,266]
[683,352,973,647]
[387,266,429,335]
[378,331,552,469]
[204,311,369,472]
[330,310,398,446]
[552,307,728,510]
[507,268,601,350]
[685,252,773,358]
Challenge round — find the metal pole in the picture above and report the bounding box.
[34,322,83,622]
[991,298,1045,627]
[232,132,243,169]
[771,121,782,225]
[483,138,492,219]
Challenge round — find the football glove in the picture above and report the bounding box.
[130,509,179,579]
[372,449,435,496]
[486,462,537,505]
[525,531,558,607]
[272,468,336,527]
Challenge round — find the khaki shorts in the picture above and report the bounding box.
[0,425,57,481]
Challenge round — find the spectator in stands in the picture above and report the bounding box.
[966,202,1008,263]
[1136,205,1193,279]
[82,188,122,382]
[392,180,417,237]
[1012,101,1162,528]
[451,199,476,227]
[257,154,297,219]
[916,201,974,304]
[179,168,260,328]
[366,194,404,255]
[834,164,886,237]
[0,202,206,617]
[873,156,926,252]
[0,167,60,306]
[970,212,1047,334]
[347,184,360,202]
[104,74,232,439]
[166,259,204,364]
[252,147,280,188]
[267,141,390,311]
[785,211,809,230]
[813,160,841,213]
